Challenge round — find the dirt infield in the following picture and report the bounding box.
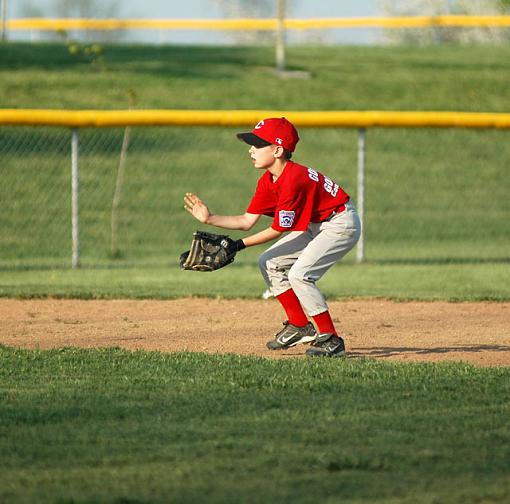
[1,298,509,367]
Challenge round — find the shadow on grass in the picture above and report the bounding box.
[0,263,167,272]
[0,42,275,75]
[349,344,510,359]
[1,256,509,272]
[371,257,510,266]
[0,261,257,272]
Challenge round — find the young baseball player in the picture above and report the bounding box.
[184,117,361,357]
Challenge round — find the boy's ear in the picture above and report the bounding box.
[273,145,286,158]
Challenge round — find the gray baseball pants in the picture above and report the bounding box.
[259,201,361,316]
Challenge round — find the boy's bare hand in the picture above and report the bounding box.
[184,192,211,224]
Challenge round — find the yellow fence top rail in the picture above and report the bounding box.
[1,109,510,129]
[7,15,510,31]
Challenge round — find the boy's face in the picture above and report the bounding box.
[248,144,282,169]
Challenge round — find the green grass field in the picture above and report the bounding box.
[1,42,509,299]
[1,346,509,503]
[2,43,510,111]
[1,42,510,502]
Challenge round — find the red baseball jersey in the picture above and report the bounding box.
[246,161,350,232]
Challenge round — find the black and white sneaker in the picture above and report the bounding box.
[306,333,346,358]
[266,321,317,350]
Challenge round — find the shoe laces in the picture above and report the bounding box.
[274,320,290,337]
[312,333,335,348]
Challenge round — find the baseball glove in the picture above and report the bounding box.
[179,230,245,272]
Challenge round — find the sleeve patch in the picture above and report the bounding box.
[278,210,295,228]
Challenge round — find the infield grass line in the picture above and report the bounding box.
[0,261,509,300]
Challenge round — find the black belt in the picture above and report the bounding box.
[324,203,346,221]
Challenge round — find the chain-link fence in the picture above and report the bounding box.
[1,124,509,268]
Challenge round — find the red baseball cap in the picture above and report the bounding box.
[237,117,299,152]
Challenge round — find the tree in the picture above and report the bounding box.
[21,0,123,42]
[378,0,510,44]
[498,0,510,11]
[212,0,295,44]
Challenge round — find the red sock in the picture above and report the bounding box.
[312,311,338,336]
[276,289,309,327]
